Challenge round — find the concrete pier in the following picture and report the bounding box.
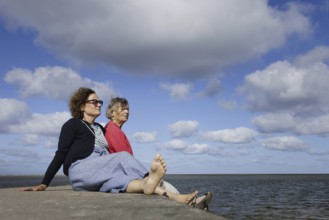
[0,185,227,220]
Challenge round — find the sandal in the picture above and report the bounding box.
[188,195,198,206]
[189,192,213,211]
[203,192,212,211]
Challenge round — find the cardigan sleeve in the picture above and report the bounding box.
[41,119,76,186]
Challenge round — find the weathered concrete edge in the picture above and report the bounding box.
[0,185,228,220]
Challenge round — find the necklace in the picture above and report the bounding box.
[80,120,109,151]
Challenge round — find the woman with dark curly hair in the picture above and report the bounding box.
[20,87,197,204]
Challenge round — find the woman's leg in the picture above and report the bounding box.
[154,186,198,204]
[126,154,166,194]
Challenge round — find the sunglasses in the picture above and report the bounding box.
[85,99,104,106]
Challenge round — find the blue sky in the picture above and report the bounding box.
[0,0,329,175]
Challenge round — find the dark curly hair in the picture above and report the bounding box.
[69,87,96,119]
[106,97,129,120]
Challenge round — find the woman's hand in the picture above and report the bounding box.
[19,184,47,191]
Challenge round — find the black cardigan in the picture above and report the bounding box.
[41,118,104,186]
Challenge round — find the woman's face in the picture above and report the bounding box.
[113,104,129,124]
[81,93,103,119]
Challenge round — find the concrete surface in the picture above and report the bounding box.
[0,185,228,220]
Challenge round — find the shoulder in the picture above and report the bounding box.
[63,118,81,126]
[61,118,84,132]
[105,121,119,133]
[104,121,110,129]
[106,121,118,129]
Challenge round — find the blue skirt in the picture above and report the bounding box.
[69,147,148,193]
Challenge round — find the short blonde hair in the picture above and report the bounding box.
[106,97,129,120]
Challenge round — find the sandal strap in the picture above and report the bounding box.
[162,192,169,199]
[188,196,197,206]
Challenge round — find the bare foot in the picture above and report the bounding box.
[144,154,167,194]
[167,191,198,204]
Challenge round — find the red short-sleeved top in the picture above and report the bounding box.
[104,121,134,155]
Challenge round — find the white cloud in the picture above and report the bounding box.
[252,113,296,133]
[168,120,199,138]
[239,61,310,112]
[160,83,193,101]
[4,66,117,101]
[261,136,307,152]
[0,0,311,77]
[183,143,209,154]
[0,97,72,136]
[164,139,209,154]
[8,111,71,136]
[253,113,329,136]
[200,127,258,144]
[20,134,39,146]
[241,47,329,136]
[164,139,187,150]
[294,114,329,136]
[0,98,29,129]
[133,131,157,143]
[294,46,329,67]
[276,1,312,38]
[239,55,329,114]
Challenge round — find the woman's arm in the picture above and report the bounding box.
[20,119,76,191]
[20,184,47,191]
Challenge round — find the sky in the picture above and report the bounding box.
[0,0,329,175]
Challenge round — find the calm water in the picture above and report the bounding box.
[1,174,328,219]
[164,174,329,220]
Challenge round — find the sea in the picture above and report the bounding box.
[1,174,328,220]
